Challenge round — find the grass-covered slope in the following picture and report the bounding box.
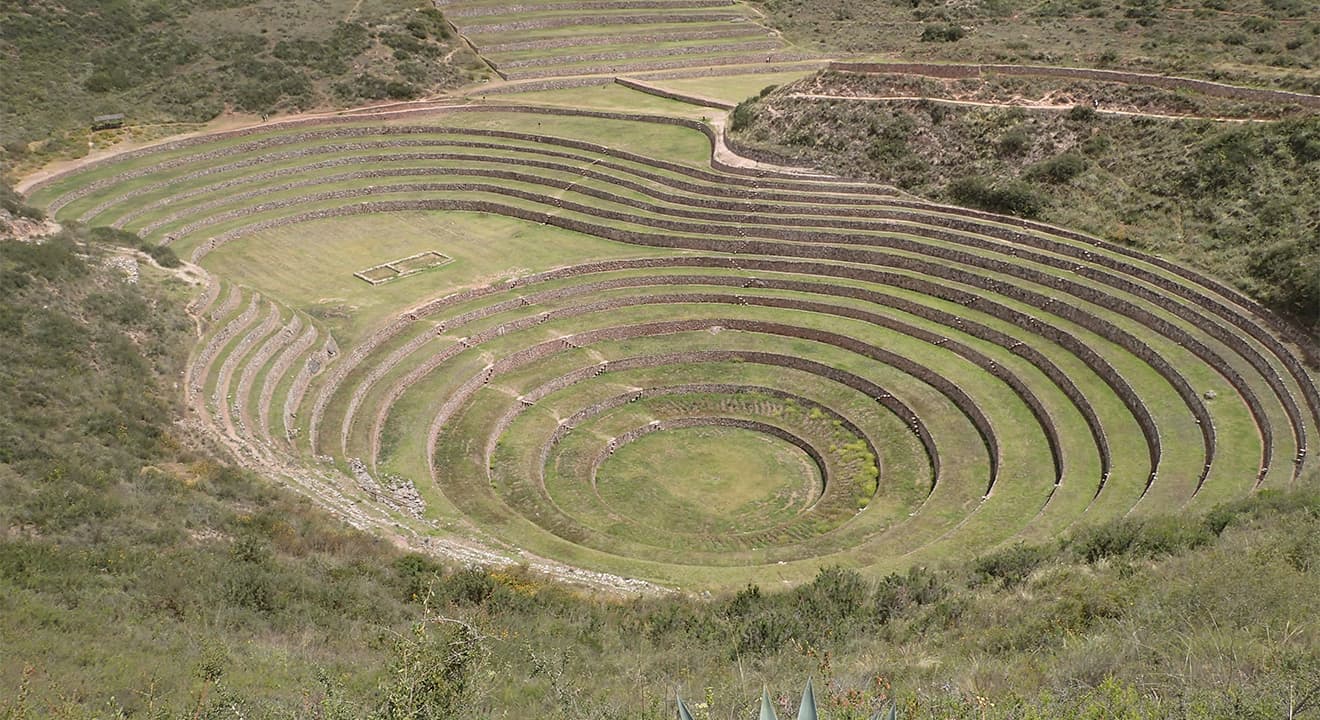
[752,0,1320,92]
[0,223,419,713]
[439,0,816,82]
[0,0,483,170]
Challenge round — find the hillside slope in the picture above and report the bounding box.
[0,0,482,171]
[730,70,1320,328]
[752,0,1320,92]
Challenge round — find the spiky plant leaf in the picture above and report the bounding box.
[869,702,898,720]
[797,678,818,720]
[677,695,698,720]
[759,686,779,720]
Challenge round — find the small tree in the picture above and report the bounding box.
[381,609,487,720]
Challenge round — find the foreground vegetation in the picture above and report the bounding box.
[731,76,1320,327]
[0,193,1316,716]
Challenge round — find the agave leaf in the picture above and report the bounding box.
[677,694,697,720]
[868,702,898,720]
[759,686,779,720]
[797,678,818,720]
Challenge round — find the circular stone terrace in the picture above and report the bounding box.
[23,100,1319,591]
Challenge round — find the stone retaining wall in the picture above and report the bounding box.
[507,382,878,498]
[614,77,737,110]
[502,52,817,81]
[247,204,1179,484]
[191,293,259,401]
[448,0,733,18]
[261,323,316,442]
[214,302,280,415]
[476,25,760,54]
[182,183,1274,483]
[462,12,744,36]
[829,62,1320,109]
[499,40,779,71]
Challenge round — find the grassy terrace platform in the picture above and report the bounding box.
[25,102,1319,590]
[437,0,811,82]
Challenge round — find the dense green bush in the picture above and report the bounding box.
[973,543,1045,587]
[731,98,758,132]
[949,175,1047,216]
[1067,104,1097,121]
[1025,151,1088,182]
[920,23,967,42]
[995,127,1032,156]
[1,186,43,221]
[143,243,182,268]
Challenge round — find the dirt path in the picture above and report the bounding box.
[786,92,1270,123]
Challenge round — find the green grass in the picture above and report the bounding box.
[498,84,717,117]
[591,424,821,532]
[3,191,1318,717]
[650,70,822,103]
[206,210,665,345]
[491,34,780,65]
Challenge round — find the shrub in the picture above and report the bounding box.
[974,543,1046,587]
[385,80,420,100]
[949,175,1047,217]
[794,566,868,626]
[1082,133,1111,155]
[1068,104,1097,121]
[1070,518,1142,562]
[1184,127,1262,191]
[89,225,141,247]
[996,127,1033,156]
[143,243,181,268]
[1242,16,1277,33]
[1286,121,1320,163]
[1069,516,1214,563]
[440,566,496,606]
[730,98,757,132]
[732,608,800,657]
[874,565,945,622]
[381,616,484,719]
[395,553,444,601]
[1026,151,1088,182]
[921,23,966,42]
